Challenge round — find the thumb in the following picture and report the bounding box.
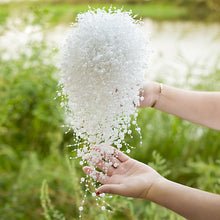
[97,184,125,196]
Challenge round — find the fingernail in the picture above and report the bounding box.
[96,192,100,196]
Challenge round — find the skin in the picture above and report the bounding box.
[83,81,220,220]
[142,81,220,130]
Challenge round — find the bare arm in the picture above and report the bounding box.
[149,178,220,220]
[141,82,220,130]
[83,146,220,220]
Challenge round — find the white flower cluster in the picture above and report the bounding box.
[60,8,149,154]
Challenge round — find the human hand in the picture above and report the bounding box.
[82,146,163,199]
[139,81,161,108]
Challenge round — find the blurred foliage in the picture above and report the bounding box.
[175,0,220,21]
[0,3,9,25]
[0,9,220,220]
[0,41,64,159]
[31,0,220,21]
[0,2,188,27]
[0,0,219,26]
[0,39,220,219]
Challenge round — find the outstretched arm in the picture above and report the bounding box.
[141,82,220,130]
[149,178,220,220]
[83,146,220,220]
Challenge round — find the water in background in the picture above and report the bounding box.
[1,18,220,86]
[143,19,220,86]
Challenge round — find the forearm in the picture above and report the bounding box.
[153,83,220,130]
[148,178,220,220]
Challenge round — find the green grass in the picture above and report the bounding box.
[123,3,187,20]
[38,2,188,23]
[1,1,219,27]
[0,1,192,27]
[0,4,9,25]
[1,0,220,28]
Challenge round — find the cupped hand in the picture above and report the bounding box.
[82,146,162,199]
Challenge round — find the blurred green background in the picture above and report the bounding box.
[0,0,220,219]
[0,0,220,24]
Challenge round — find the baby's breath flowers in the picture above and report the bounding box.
[60,8,149,153]
[59,7,149,212]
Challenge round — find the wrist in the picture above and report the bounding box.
[151,82,163,108]
[139,81,161,108]
[146,176,168,201]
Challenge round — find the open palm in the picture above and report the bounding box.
[83,146,162,199]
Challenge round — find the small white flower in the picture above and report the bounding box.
[101,206,105,211]
[136,128,141,133]
[113,163,118,168]
[117,143,122,149]
[79,206,83,211]
[100,193,105,197]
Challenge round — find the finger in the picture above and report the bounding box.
[87,148,121,176]
[93,158,121,176]
[113,148,130,162]
[97,184,126,196]
[90,152,121,168]
[93,146,129,163]
[111,157,121,168]
[82,166,110,184]
[94,159,115,176]
[96,159,109,172]
[92,146,114,162]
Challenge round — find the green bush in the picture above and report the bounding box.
[0,42,64,159]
